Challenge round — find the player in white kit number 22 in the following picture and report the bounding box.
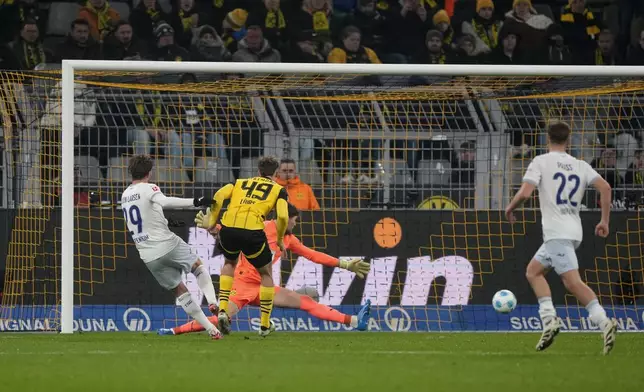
[120,155,222,340]
[505,122,617,355]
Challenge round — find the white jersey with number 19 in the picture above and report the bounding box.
[523,152,600,243]
[120,183,181,263]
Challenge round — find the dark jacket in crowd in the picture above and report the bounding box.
[146,44,190,62]
[129,2,178,44]
[103,37,147,60]
[52,36,102,62]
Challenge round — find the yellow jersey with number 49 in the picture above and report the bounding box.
[220,176,288,230]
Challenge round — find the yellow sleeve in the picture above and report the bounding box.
[208,183,234,228]
[275,198,289,242]
[327,48,347,63]
[365,47,381,64]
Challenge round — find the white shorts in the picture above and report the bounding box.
[145,241,198,290]
[533,239,581,275]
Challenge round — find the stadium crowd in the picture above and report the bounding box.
[0,0,642,68]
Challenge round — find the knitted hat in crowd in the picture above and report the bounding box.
[513,0,532,7]
[432,9,450,26]
[426,29,443,42]
[154,22,174,39]
[199,25,217,38]
[226,8,248,31]
[476,0,494,12]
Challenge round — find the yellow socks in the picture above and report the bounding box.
[218,275,234,313]
[259,285,275,329]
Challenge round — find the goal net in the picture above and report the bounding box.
[0,62,642,333]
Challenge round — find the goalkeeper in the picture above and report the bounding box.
[158,203,372,335]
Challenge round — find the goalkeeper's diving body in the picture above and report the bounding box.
[204,156,290,337]
[157,203,372,336]
[120,155,222,340]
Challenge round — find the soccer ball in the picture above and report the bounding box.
[492,290,517,314]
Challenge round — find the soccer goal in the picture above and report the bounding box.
[0,61,642,334]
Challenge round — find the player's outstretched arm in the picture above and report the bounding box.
[505,182,536,223]
[151,190,210,209]
[288,236,370,278]
[207,184,234,229]
[591,176,612,237]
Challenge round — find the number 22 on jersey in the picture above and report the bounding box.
[553,172,580,206]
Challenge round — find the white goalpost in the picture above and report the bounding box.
[59,60,643,334]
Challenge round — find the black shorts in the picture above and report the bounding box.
[217,226,272,268]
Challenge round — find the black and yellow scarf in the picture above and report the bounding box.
[472,18,500,49]
[22,41,46,70]
[86,0,114,38]
[595,48,615,65]
[312,11,329,31]
[429,51,446,64]
[345,47,370,64]
[135,96,163,128]
[265,10,286,29]
[212,0,224,8]
[178,9,196,32]
[146,6,161,21]
[560,5,600,38]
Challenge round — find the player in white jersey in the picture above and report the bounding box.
[505,122,617,355]
[120,155,222,340]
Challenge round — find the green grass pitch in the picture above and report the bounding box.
[1,332,642,391]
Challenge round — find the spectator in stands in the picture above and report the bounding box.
[451,141,476,184]
[129,0,176,45]
[287,30,325,62]
[147,22,190,61]
[172,0,205,49]
[327,26,381,64]
[451,34,481,64]
[78,0,121,42]
[8,19,48,70]
[418,29,447,64]
[0,43,20,69]
[190,25,231,62]
[247,0,289,54]
[342,0,389,60]
[52,19,102,62]
[0,0,46,44]
[207,0,236,34]
[232,25,281,62]
[544,23,572,65]
[485,28,519,64]
[626,29,644,65]
[503,0,552,64]
[127,90,183,163]
[591,146,623,192]
[386,0,432,63]
[432,9,455,51]
[462,0,502,56]
[274,158,320,211]
[289,0,334,57]
[103,21,146,60]
[221,8,248,54]
[560,0,600,65]
[595,29,620,65]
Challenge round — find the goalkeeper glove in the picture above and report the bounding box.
[338,258,370,279]
[194,208,210,229]
[193,196,213,208]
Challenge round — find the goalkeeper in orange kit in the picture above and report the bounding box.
[157,203,372,336]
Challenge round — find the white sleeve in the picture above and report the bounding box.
[148,184,194,209]
[583,161,601,185]
[522,159,541,186]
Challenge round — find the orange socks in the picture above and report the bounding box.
[173,315,218,335]
[300,295,351,325]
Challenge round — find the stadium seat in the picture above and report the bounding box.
[194,157,234,184]
[150,159,189,183]
[111,2,131,21]
[297,160,323,186]
[74,155,103,183]
[47,3,81,36]
[418,160,451,186]
[388,159,414,186]
[107,156,129,182]
[240,158,259,178]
